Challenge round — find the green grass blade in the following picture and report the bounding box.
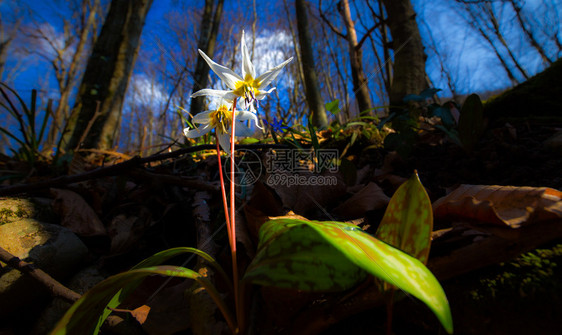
[50,266,235,335]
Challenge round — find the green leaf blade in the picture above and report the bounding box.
[51,266,203,335]
[246,218,453,334]
[307,220,453,334]
[376,172,433,264]
[244,220,367,291]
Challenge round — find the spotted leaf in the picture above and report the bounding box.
[243,220,367,291]
[376,171,433,264]
[244,218,453,334]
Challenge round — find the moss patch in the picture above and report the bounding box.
[484,58,562,123]
[0,204,31,225]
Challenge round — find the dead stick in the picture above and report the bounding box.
[0,246,141,332]
[0,246,81,303]
[0,143,287,197]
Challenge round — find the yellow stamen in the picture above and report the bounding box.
[233,74,260,102]
[209,105,233,134]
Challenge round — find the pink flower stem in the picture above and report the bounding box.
[215,138,232,242]
[230,99,240,332]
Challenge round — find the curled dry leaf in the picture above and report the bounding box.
[131,304,151,325]
[270,171,346,216]
[332,182,390,219]
[433,185,562,228]
[50,188,106,236]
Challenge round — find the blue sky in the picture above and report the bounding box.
[1,0,560,152]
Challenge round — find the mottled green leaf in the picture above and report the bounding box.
[244,220,367,291]
[244,218,453,334]
[458,93,484,152]
[375,172,433,264]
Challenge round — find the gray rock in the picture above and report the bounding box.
[31,266,106,334]
[0,218,88,316]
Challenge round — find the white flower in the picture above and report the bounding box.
[183,104,257,154]
[191,31,293,107]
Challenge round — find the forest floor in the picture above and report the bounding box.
[322,118,562,335]
[1,114,562,335]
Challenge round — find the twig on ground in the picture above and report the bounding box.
[0,246,81,303]
[0,143,288,197]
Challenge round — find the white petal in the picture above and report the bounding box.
[255,57,293,89]
[241,31,256,80]
[192,111,212,124]
[217,131,232,154]
[184,124,212,138]
[198,49,243,89]
[238,109,263,129]
[256,87,276,100]
[191,88,232,99]
[235,110,257,121]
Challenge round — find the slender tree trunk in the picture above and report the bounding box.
[377,0,392,97]
[338,0,372,114]
[43,0,99,155]
[190,0,224,117]
[382,0,426,106]
[64,0,153,151]
[295,0,327,128]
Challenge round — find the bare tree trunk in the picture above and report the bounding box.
[295,0,327,128]
[338,0,372,114]
[189,0,224,117]
[382,0,426,106]
[64,0,153,151]
[43,0,99,155]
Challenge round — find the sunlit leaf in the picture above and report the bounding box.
[243,220,367,291]
[375,172,433,264]
[67,248,229,335]
[244,218,453,334]
[325,99,341,115]
[50,265,234,335]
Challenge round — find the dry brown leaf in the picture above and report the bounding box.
[332,182,390,219]
[108,214,138,254]
[50,188,106,236]
[244,181,286,241]
[268,211,308,222]
[433,185,562,228]
[131,304,151,325]
[271,171,346,216]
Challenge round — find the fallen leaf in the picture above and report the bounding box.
[433,185,562,228]
[131,304,150,325]
[270,171,346,216]
[50,188,106,236]
[244,181,286,241]
[332,182,390,219]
